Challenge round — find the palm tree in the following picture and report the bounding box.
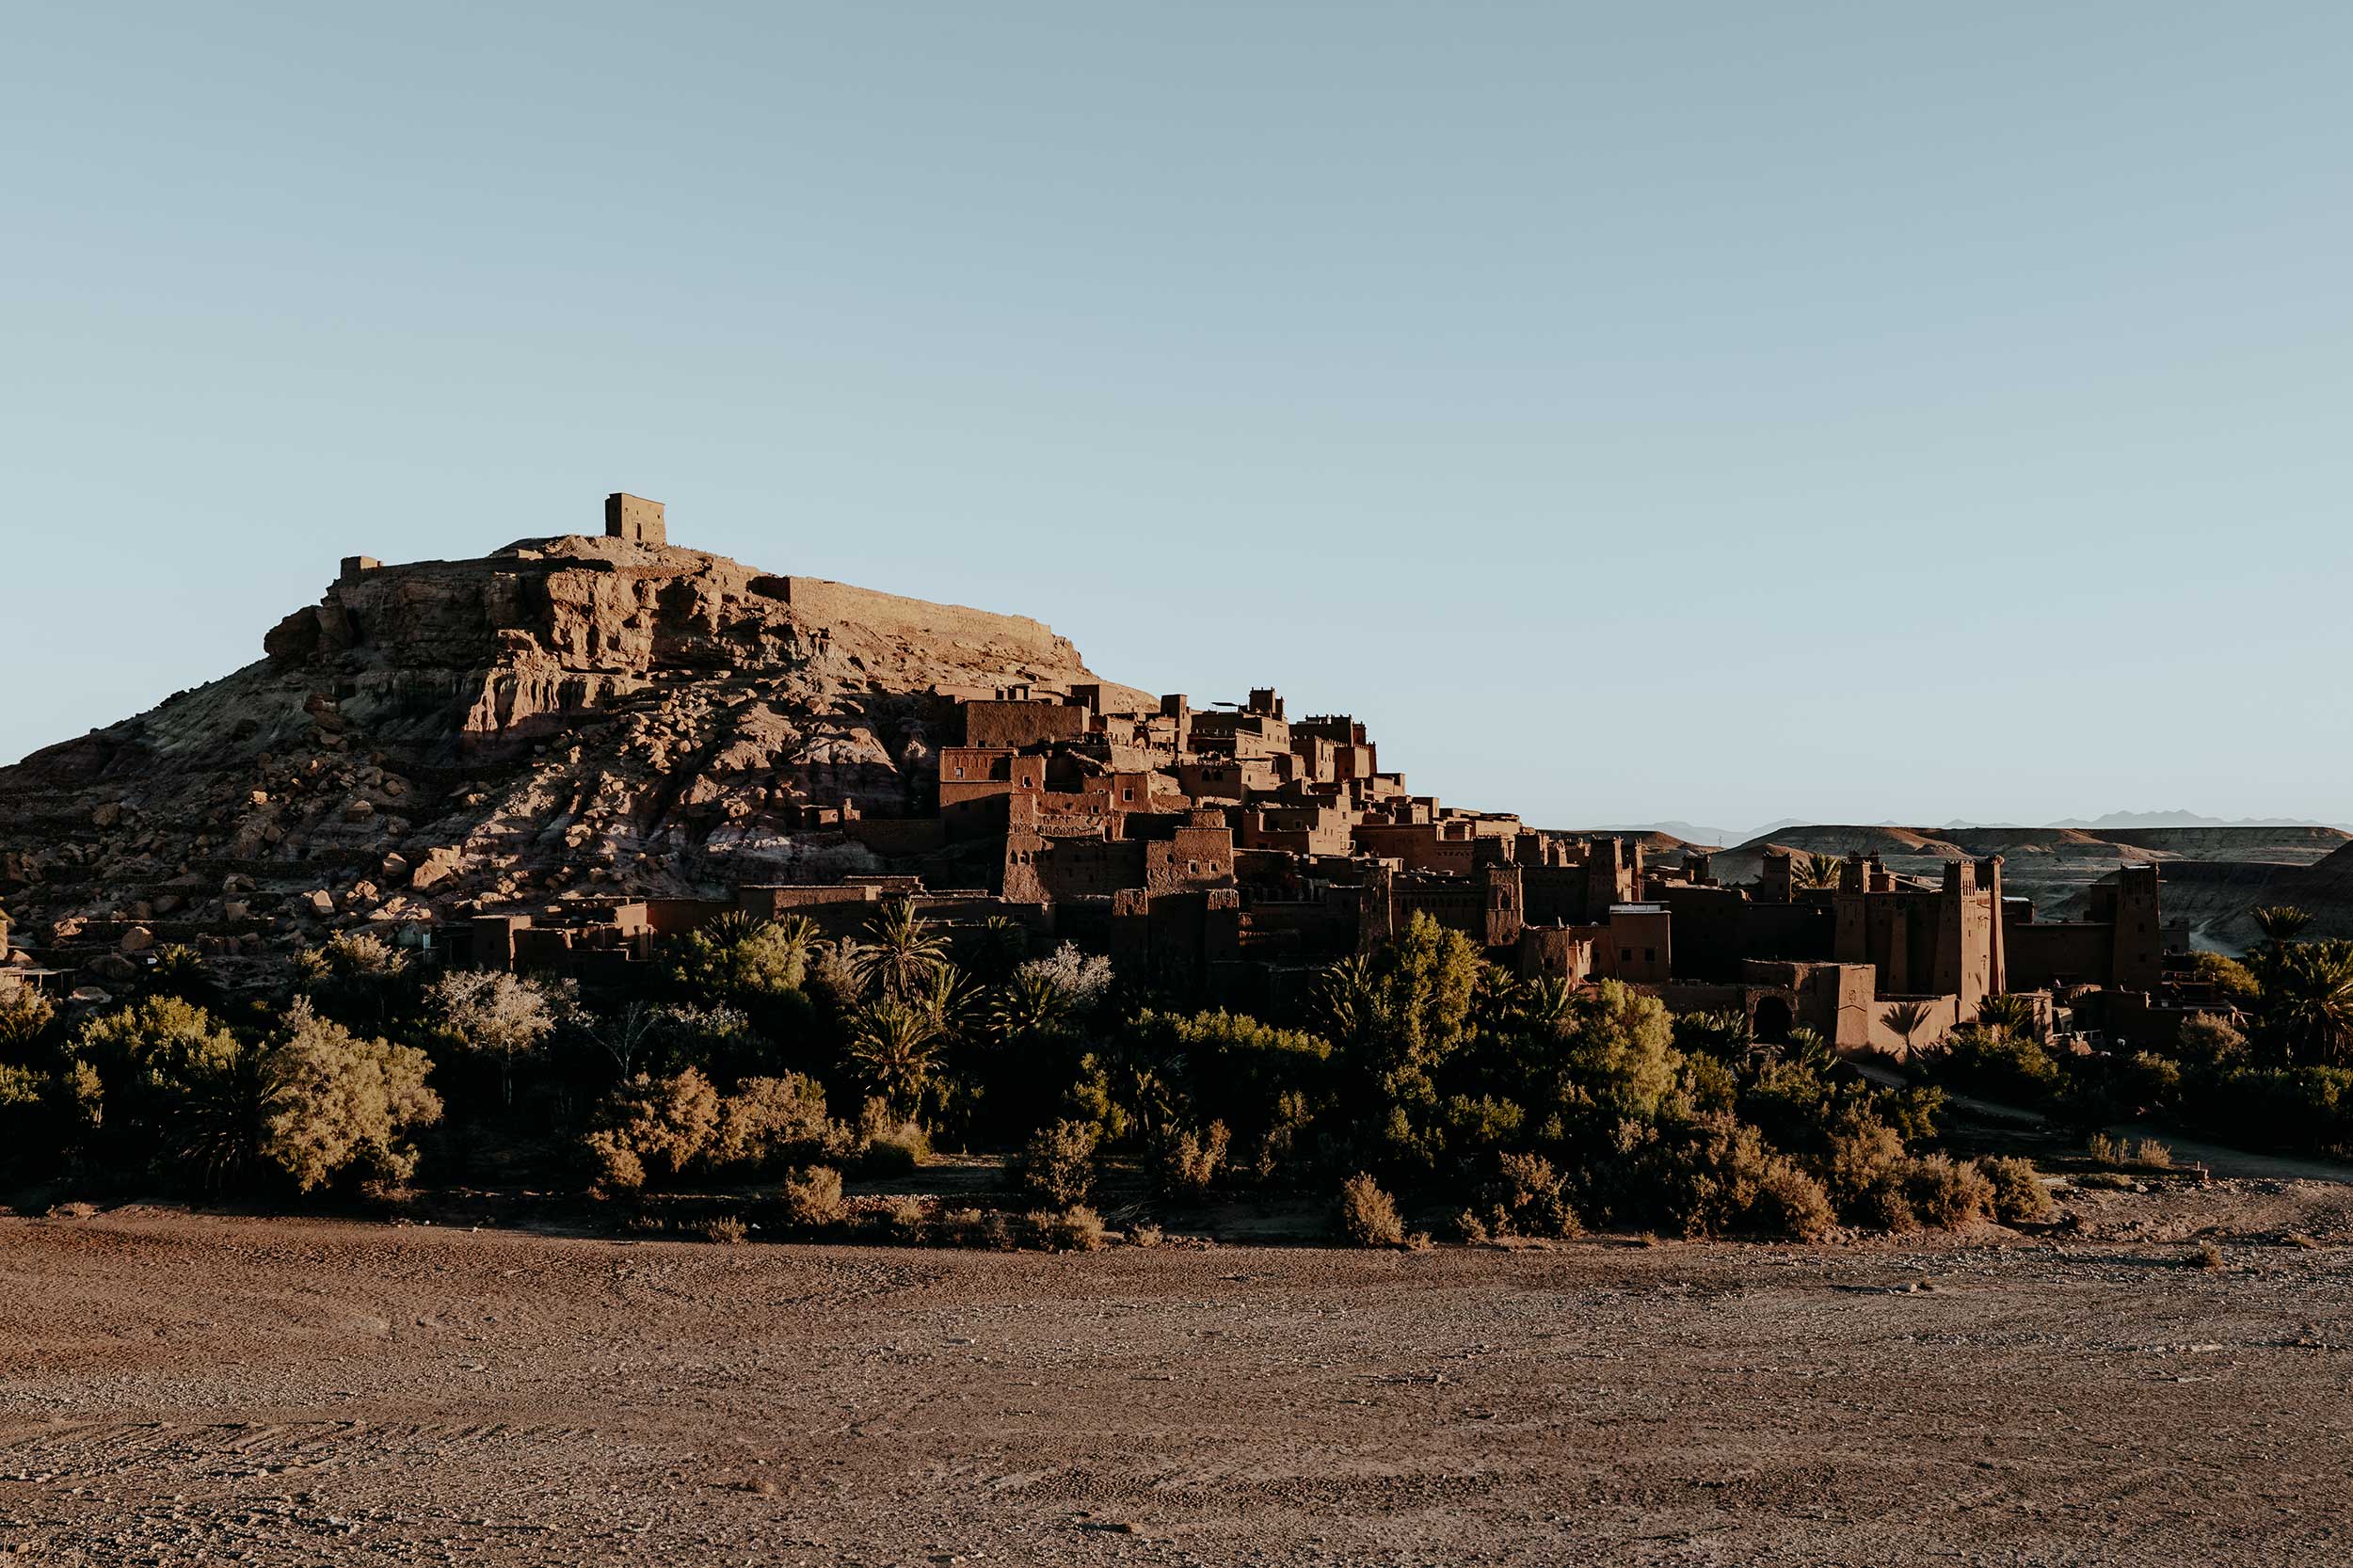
[957,916,1031,984]
[856,901,952,1001]
[1317,952,1387,1047]
[702,909,767,947]
[1673,1008,1751,1062]
[987,966,1073,1046]
[1795,853,1843,890]
[1882,1000,1934,1057]
[2265,938,2353,1066]
[1783,1026,1834,1070]
[1522,976,1580,1034]
[1975,993,2039,1040]
[847,999,945,1115]
[904,964,982,1041]
[2253,905,2313,949]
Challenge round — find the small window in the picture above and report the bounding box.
[1620,948,1632,962]
[1643,947,1656,962]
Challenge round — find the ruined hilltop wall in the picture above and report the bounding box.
[775,576,1073,664]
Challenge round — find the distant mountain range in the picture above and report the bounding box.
[2039,810,2352,831]
[1591,811,2351,846]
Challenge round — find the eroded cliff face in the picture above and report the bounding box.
[0,535,1142,976]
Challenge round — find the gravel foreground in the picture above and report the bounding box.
[4,1184,2350,1566]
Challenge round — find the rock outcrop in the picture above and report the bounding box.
[0,534,1145,975]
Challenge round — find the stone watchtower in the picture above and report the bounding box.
[604,492,666,547]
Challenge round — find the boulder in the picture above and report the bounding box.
[410,847,463,891]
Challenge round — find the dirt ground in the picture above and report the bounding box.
[5,1178,2352,1567]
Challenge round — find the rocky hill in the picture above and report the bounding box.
[0,534,1146,980]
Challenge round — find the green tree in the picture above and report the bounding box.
[664,914,818,1000]
[2181,951,2259,1008]
[260,1001,442,1192]
[70,996,439,1192]
[1557,980,1682,1121]
[1321,913,1480,1073]
[294,931,413,1025]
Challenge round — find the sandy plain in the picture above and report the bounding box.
[3,1179,2350,1566]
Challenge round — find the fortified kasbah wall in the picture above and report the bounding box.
[776,576,1074,665]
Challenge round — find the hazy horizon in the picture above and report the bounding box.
[8,5,2350,828]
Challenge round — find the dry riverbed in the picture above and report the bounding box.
[4,1177,2351,1566]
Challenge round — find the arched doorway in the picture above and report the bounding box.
[1752,995,1793,1045]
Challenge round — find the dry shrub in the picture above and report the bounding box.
[1336,1173,1404,1247]
[1452,1208,1493,1245]
[2131,1138,2174,1170]
[1979,1156,2055,1224]
[1127,1221,1163,1248]
[704,1214,748,1245]
[854,1097,931,1174]
[2086,1132,2124,1166]
[1851,1176,1917,1233]
[1016,1119,1098,1207]
[1643,1112,1793,1239]
[0,986,57,1051]
[1750,1157,1836,1241]
[584,1067,721,1194]
[1038,1205,1106,1253]
[886,1195,927,1241]
[1905,1154,1994,1228]
[2194,1240,2225,1271]
[709,1073,831,1172]
[780,1164,845,1228]
[1819,1121,1906,1213]
[1150,1121,1229,1200]
[1469,1152,1582,1240]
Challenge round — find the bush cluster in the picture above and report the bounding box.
[0,898,2125,1247]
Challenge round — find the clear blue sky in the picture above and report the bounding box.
[6,5,2349,835]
